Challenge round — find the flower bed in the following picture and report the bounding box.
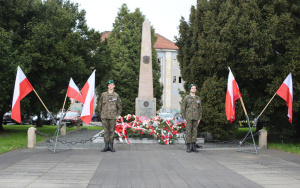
[111,114,185,145]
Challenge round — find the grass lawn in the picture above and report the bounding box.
[0,125,102,154]
[268,143,300,155]
[232,127,257,140]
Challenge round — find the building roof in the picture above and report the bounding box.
[101,31,110,42]
[154,33,179,50]
[100,31,178,50]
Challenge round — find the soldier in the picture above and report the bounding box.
[181,84,202,153]
[98,80,122,152]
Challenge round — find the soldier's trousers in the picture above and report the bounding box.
[186,120,198,143]
[102,119,116,143]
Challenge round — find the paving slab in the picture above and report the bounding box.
[0,143,299,188]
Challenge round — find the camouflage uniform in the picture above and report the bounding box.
[181,94,202,143]
[98,91,122,143]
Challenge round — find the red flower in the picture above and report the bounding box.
[158,135,160,137]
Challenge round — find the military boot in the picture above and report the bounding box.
[186,143,191,153]
[192,142,198,152]
[109,142,115,152]
[101,143,110,152]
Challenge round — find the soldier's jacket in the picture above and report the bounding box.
[181,94,202,120]
[98,91,122,119]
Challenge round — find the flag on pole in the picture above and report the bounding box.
[225,67,241,123]
[80,70,95,124]
[276,73,293,124]
[67,78,84,103]
[11,66,34,123]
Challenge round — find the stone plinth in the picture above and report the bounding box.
[92,134,205,145]
[175,138,205,144]
[28,127,36,149]
[259,129,267,149]
[60,122,66,136]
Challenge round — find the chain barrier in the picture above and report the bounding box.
[35,127,258,147]
[65,122,101,128]
[89,123,101,127]
[35,130,56,138]
[53,133,103,145]
[35,128,103,145]
[197,131,259,145]
[240,131,259,143]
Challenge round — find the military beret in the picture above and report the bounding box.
[189,84,195,90]
[107,80,114,85]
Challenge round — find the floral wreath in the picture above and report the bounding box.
[114,114,185,145]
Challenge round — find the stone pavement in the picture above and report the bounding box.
[0,144,299,188]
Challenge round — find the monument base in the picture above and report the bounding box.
[135,98,156,119]
[93,136,205,144]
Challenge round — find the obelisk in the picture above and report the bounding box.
[135,20,156,118]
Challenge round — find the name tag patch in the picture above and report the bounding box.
[109,98,117,102]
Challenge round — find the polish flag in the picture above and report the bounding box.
[11,66,34,123]
[276,73,293,124]
[225,67,241,123]
[67,78,84,103]
[80,70,95,124]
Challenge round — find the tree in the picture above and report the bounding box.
[0,0,37,130]
[0,28,18,131]
[176,0,299,140]
[200,75,239,139]
[0,0,108,128]
[103,4,163,115]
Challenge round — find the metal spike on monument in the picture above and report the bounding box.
[135,19,156,118]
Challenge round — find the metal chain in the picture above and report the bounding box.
[89,123,101,127]
[240,131,259,143]
[35,130,56,138]
[51,134,103,145]
[204,132,259,144]
[205,139,241,144]
[64,123,101,128]
[36,128,258,146]
[35,129,103,145]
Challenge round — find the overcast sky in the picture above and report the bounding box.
[71,0,197,41]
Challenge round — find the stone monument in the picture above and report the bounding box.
[135,20,156,118]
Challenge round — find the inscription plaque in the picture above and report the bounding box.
[136,98,156,118]
[143,56,150,64]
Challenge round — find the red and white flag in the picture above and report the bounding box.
[276,73,293,124]
[11,66,34,123]
[225,67,241,123]
[80,70,95,124]
[67,78,84,103]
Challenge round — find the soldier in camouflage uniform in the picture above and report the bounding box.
[181,84,202,153]
[98,80,122,152]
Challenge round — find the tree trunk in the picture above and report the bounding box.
[256,121,263,133]
[0,110,5,131]
[36,112,43,127]
[295,111,300,140]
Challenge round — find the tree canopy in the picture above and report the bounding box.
[176,0,299,140]
[100,4,163,115]
[0,0,108,128]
